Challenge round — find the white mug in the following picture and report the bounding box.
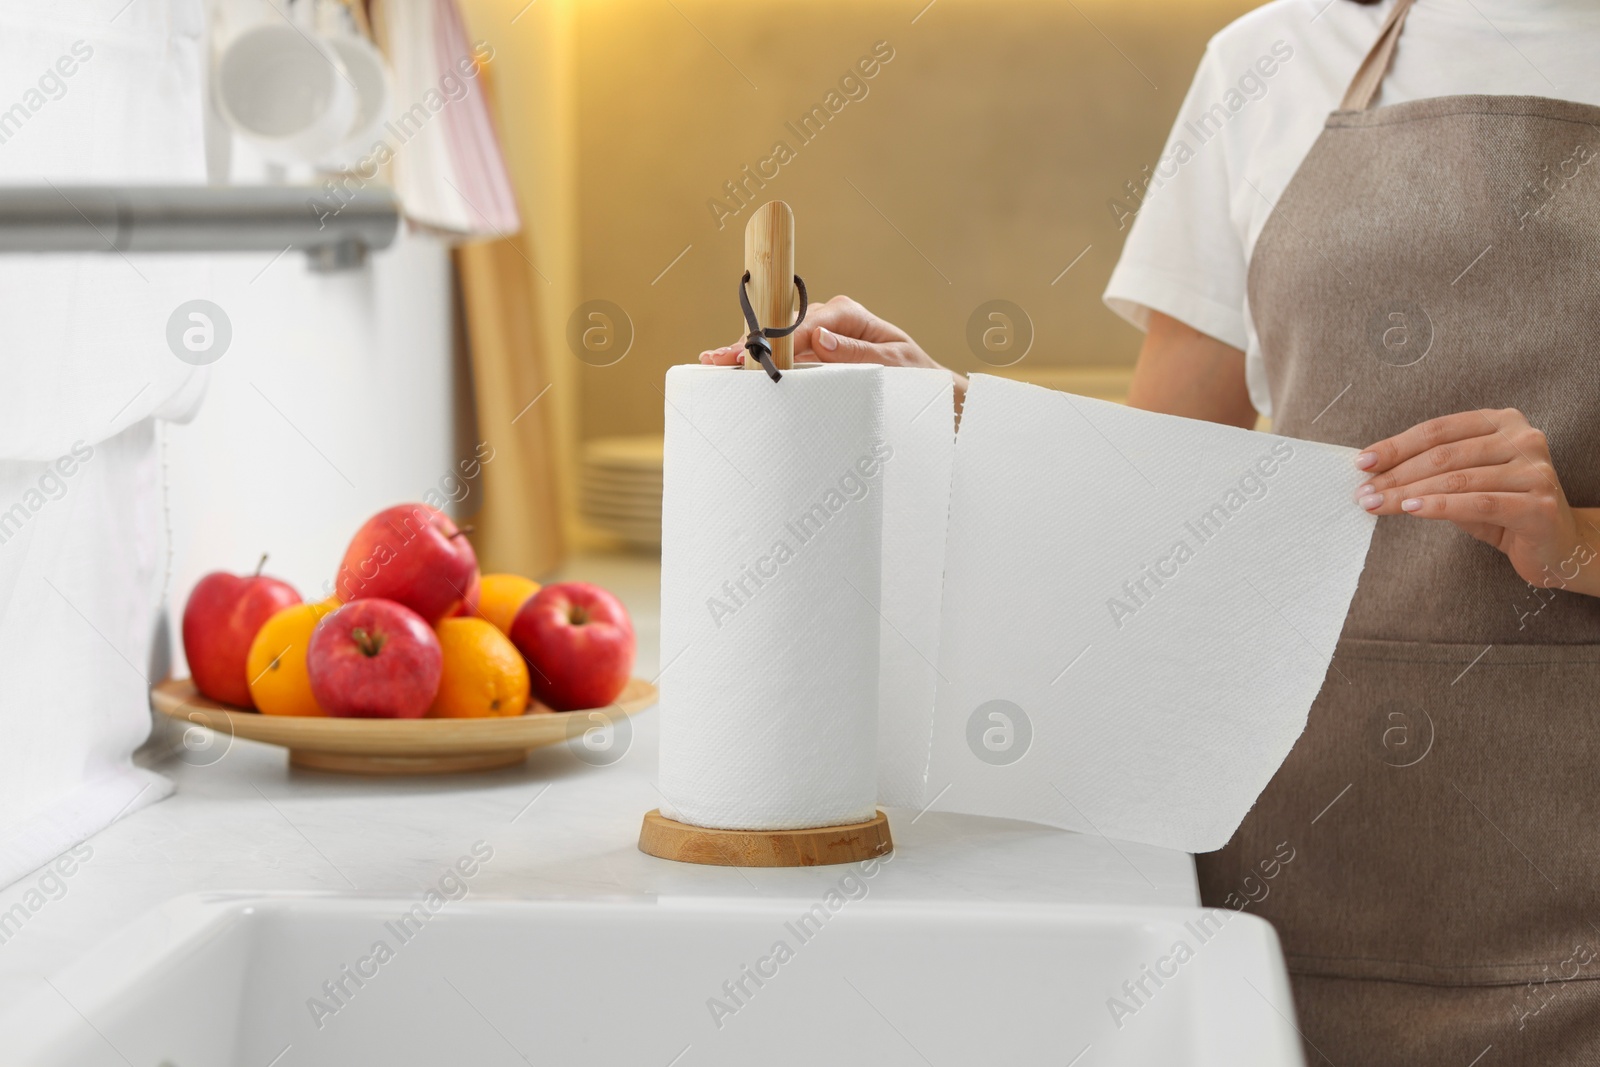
[318,30,392,168]
[211,0,360,165]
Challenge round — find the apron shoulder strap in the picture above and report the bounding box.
[1340,0,1416,110]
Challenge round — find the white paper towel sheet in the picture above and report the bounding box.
[922,376,1375,851]
[657,368,1375,852]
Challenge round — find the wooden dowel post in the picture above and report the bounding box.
[742,201,796,372]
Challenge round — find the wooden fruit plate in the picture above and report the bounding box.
[150,677,658,775]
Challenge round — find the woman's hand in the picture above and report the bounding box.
[1355,408,1600,592]
[698,295,968,408]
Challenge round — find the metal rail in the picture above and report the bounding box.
[0,185,401,271]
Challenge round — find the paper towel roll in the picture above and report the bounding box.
[658,364,886,830]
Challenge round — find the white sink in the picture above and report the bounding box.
[2,893,1304,1066]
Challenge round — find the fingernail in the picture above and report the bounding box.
[1355,452,1378,469]
[1401,498,1423,512]
[1356,484,1374,496]
[1359,494,1384,511]
[816,327,838,352]
[698,352,710,362]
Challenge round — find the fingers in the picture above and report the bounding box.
[1359,434,1518,493]
[1356,463,1548,513]
[698,344,742,365]
[698,295,906,366]
[793,296,900,355]
[1380,491,1557,530]
[696,329,890,367]
[1356,409,1529,473]
[810,327,907,366]
[1355,411,1587,585]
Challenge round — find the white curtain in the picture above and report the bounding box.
[0,0,211,887]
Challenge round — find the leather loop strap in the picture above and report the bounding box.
[739,270,808,382]
[1340,0,1415,111]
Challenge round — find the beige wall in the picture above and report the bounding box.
[462,0,1260,540]
[569,0,1258,441]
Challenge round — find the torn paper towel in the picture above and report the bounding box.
[922,375,1375,852]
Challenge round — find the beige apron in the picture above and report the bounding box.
[1198,1,1600,1063]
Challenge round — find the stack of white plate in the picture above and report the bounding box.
[580,436,664,550]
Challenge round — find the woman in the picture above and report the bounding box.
[704,0,1600,1061]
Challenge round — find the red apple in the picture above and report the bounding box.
[182,555,302,707]
[306,599,442,718]
[334,504,478,623]
[510,582,635,711]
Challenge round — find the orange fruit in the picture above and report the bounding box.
[429,617,530,718]
[246,600,340,716]
[473,574,540,635]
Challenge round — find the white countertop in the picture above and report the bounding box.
[0,554,1196,1006]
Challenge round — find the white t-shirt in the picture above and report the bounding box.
[1103,0,1600,417]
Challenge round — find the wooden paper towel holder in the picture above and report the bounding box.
[638,201,894,867]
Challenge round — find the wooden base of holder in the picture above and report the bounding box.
[637,809,893,867]
[289,749,528,775]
